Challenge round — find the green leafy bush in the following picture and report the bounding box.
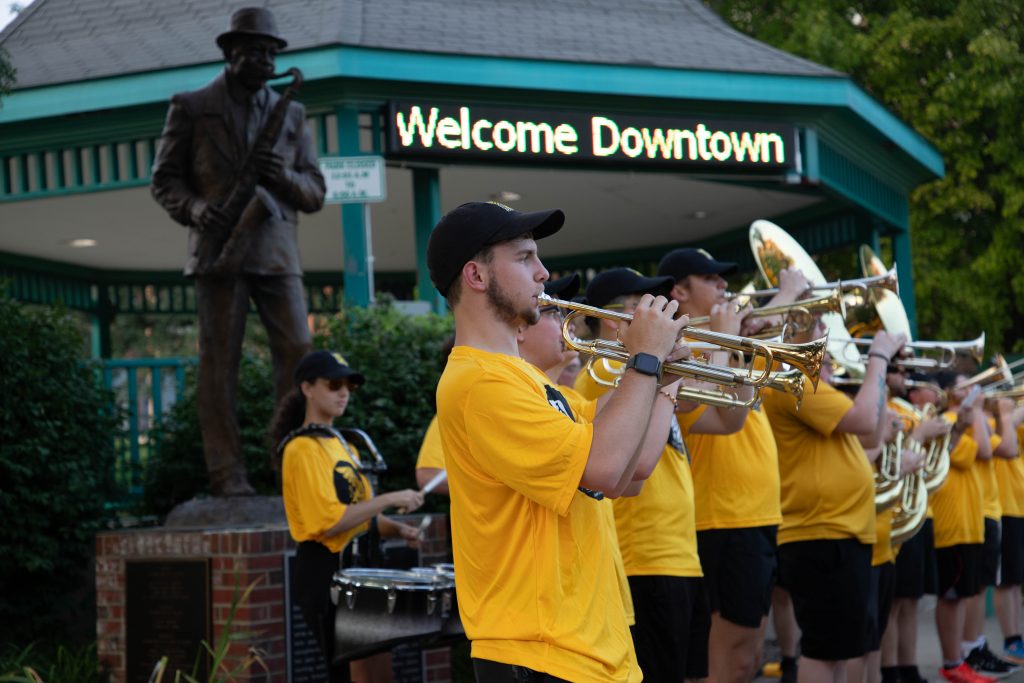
[0,643,106,683]
[0,295,119,646]
[139,298,453,516]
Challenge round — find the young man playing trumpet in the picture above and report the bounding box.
[656,248,810,683]
[573,266,752,683]
[427,202,690,682]
[762,311,906,683]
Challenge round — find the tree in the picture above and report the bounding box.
[710,0,1024,352]
[0,46,14,101]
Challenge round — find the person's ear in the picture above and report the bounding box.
[462,260,488,294]
[672,281,689,302]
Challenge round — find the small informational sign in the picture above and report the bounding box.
[320,156,387,204]
[125,559,210,683]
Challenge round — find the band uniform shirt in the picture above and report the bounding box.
[437,346,640,683]
[872,508,895,566]
[415,415,445,470]
[930,412,984,548]
[762,377,876,546]
[678,403,783,531]
[996,425,1024,517]
[281,434,372,553]
[557,383,636,627]
[575,360,703,578]
[973,417,1003,521]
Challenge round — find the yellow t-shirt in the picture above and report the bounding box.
[762,377,876,546]
[872,508,895,566]
[415,415,445,470]
[973,418,1003,521]
[575,358,703,577]
[996,425,1024,518]
[930,412,984,548]
[680,405,782,530]
[438,346,640,683]
[281,433,372,553]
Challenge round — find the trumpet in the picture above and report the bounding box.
[952,354,1013,392]
[842,333,985,369]
[734,266,900,301]
[891,470,929,545]
[540,294,828,407]
[693,288,846,339]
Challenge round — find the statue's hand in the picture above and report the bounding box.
[254,147,286,189]
[194,202,232,235]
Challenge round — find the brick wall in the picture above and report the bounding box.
[96,515,454,683]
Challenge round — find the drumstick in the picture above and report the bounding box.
[417,514,432,541]
[421,470,447,494]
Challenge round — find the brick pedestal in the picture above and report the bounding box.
[96,515,453,683]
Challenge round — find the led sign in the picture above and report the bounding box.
[386,102,797,172]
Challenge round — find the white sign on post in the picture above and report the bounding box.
[320,156,387,204]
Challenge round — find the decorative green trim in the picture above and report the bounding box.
[412,168,445,313]
[814,138,909,230]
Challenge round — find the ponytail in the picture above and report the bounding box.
[268,386,307,472]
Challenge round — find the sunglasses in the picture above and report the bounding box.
[326,378,349,391]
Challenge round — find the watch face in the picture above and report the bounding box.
[629,353,661,377]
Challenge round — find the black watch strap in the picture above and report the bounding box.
[625,352,663,380]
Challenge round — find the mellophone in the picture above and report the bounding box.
[330,564,464,663]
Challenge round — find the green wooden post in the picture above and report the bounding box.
[412,168,446,313]
[335,106,371,307]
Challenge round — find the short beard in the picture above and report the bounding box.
[486,278,539,327]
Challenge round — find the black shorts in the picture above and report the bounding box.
[1000,516,1024,587]
[777,539,872,661]
[697,525,777,628]
[865,562,896,651]
[981,517,1001,587]
[894,517,938,598]
[628,575,710,680]
[935,544,982,599]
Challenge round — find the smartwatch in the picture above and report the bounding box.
[625,352,663,381]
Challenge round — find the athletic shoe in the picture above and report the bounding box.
[1003,640,1024,664]
[965,643,1020,678]
[937,662,997,683]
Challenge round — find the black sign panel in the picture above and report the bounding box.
[386,101,797,172]
[125,559,210,683]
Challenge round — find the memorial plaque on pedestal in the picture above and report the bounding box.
[285,552,329,683]
[125,559,210,683]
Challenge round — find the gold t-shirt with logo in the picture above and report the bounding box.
[282,434,372,553]
[996,425,1024,518]
[973,418,1003,521]
[930,412,984,548]
[415,415,445,470]
[438,346,640,683]
[762,377,875,546]
[575,359,703,577]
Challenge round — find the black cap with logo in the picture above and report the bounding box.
[544,273,581,301]
[584,268,675,309]
[293,350,366,386]
[657,248,738,282]
[426,202,565,297]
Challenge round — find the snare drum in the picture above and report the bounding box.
[330,568,456,661]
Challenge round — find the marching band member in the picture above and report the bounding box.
[996,404,1024,663]
[574,267,751,683]
[762,311,905,683]
[961,396,1019,676]
[428,202,689,682]
[656,249,809,683]
[270,350,425,683]
[929,371,993,683]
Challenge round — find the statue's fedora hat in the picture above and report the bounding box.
[216,8,288,50]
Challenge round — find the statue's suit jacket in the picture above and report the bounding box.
[151,70,325,277]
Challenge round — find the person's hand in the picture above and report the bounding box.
[192,201,232,235]
[254,146,286,188]
[709,301,748,337]
[387,489,425,514]
[664,340,692,365]
[867,331,907,364]
[995,397,1015,417]
[620,294,688,361]
[955,404,975,432]
[777,267,811,299]
[395,523,422,548]
[900,445,925,474]
[740,314,771,337]
[913,417,951,441]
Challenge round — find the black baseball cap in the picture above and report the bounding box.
[585,268,674,309]
[293,350,365,386]
[543,273,581,301]
[657,248,738,281]
[427,202,565,297]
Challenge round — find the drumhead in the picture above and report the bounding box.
[334,568,438,591]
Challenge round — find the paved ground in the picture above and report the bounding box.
[756,595,1024,681]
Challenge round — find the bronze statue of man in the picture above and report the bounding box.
[151,8,326,496]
